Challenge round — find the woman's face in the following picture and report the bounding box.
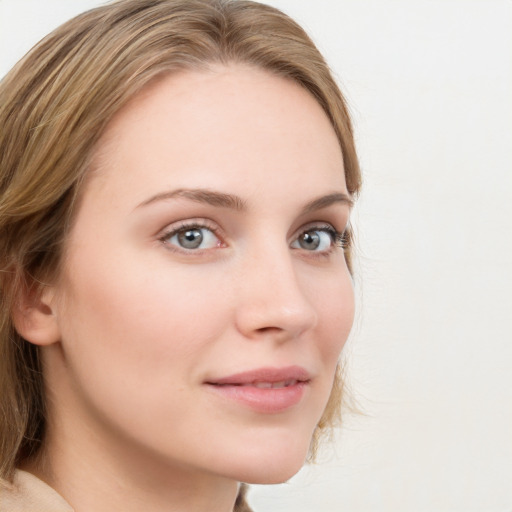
[44,65,354,484]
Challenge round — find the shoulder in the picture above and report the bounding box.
[0,470,73,512]
[1,471,253,512]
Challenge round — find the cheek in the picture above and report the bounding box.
[52,255,238,459]
[312,271,355,366]
[55,253,232,402]
[309,274,354,423]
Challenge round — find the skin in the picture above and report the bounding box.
[20,65,354,512]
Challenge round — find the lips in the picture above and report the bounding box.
[247,379,298,389]
[205,366,311,413]
[207,366,311,386]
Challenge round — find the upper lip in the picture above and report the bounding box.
[206,366,311,386]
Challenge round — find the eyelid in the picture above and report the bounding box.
[292,221,344,240]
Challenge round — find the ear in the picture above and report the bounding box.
[11,281,61,346]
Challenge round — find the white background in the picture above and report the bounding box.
[1,1,511,511]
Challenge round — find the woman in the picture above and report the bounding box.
[0,0,361,510]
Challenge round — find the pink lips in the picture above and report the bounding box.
[205,366,310,413]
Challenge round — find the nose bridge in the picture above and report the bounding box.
[234,239,318,339]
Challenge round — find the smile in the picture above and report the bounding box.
[236,379,299,389]
[205,367,311,413]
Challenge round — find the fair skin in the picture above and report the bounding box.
[18,65,354,512]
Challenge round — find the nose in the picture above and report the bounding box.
[233,244,318,341]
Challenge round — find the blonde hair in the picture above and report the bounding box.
[0,0,361,484]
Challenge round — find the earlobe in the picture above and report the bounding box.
[12,284,61,346]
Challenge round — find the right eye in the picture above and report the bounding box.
[161,223,222,251]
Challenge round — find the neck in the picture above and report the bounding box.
[24,440,239,512]
[24,415,239,512]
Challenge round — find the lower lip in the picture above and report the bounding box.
[206,382,308,414]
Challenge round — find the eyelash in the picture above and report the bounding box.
[311,225,347,249]
[159,221,347,255]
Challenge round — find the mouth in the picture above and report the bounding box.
[205,366,311,413]
[231,379,300,389]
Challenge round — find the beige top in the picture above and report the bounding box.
[0,471,253,512]
[0,470,73,511]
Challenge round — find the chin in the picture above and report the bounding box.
[221,431,312,484]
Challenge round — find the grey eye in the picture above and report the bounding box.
[165,226,219,250]
[298,231,320,250]
[177,228,204,249]
[291,229,333,252]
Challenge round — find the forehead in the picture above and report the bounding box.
[86,64,346,206]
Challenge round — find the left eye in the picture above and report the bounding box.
[163,226,220,250]
[291,228,336,252]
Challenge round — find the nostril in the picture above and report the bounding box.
[255,326,283,335]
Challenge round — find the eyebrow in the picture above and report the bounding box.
[136,188,353,212]
[301,192,354,213]
[137,188,246,211]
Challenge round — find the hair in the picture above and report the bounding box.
[0,0,361,490]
